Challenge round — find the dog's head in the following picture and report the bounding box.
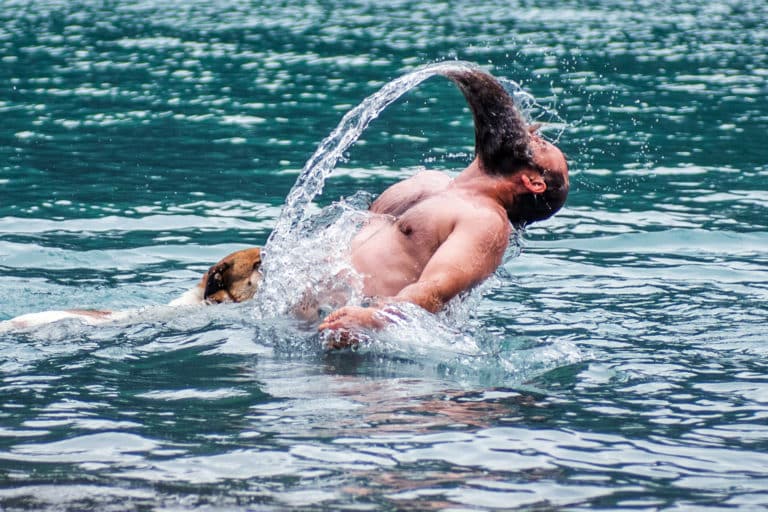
[202,247,263,304]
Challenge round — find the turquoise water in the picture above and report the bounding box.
[1,0,767,510]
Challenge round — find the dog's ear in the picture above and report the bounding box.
[203,261,233,303]
[201,247,263,304]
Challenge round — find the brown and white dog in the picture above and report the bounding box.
[1,247,262,331]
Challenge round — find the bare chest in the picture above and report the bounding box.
[391,195,459,252]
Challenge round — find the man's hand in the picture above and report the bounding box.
[318,305,387,350]
[318,305,384,332]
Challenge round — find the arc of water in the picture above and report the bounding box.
[256,61,484,315]
[255,60,561,316]
[267,60,481,247]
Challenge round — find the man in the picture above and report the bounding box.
[318,69,569,338]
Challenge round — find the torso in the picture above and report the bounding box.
[350,171,506,297]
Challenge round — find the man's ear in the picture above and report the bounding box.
[521,173,547,194]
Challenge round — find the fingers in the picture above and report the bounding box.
[318,307,353,331]
[318,315,341,331]
[318,317,343,331]
[318,307,361,350]
[318,306,385,333]
[318,306,383,351]
[318,320,333,331]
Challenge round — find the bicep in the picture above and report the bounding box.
[395,220,508,311]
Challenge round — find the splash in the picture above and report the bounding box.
[271,61,477,242]
[251,60,581,380]
[265,62,564,247]
[255,60,558,316]
[256,60,483,316]
[498,77,568,142]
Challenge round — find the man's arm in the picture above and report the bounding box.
[319,212,509,332]
[392,215,507,312]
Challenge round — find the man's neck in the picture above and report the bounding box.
[453,158,519,212]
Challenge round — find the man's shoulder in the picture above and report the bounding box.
[408,170,452,186]
[434,197,510,264]
[413,169,451,179]
[453,197,510,235]
[371,171,451,215]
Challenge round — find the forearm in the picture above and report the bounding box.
[320,272,463,334]
[390,279,451,314]
[318,287,440,334]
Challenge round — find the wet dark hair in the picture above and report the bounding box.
[507,166,569,226]
[443,68,569,226]
[443,69,532,176]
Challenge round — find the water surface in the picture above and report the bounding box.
[1,0,767,510]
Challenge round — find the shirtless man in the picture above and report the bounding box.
[318,69,569,337]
